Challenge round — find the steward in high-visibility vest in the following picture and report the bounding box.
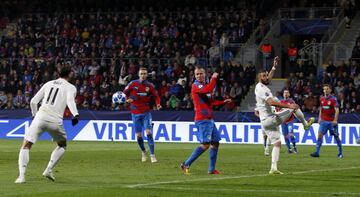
[288,43,298,62]
[261,40,273,58]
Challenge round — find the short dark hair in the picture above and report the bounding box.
[139,67,148,72]
[257,69,267,74]
[59,67,72,78]
[323,84,332,89]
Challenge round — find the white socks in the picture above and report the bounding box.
[293,109,307,126]
[45,146,66,172]
[271,146,280,170]
[18,149,29,178]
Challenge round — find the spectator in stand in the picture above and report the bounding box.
[349,60,359,76]
[337,92,347,113]
[352,40,360,59]
[0,2,265,111]
[303,92,318,112]
[348,91,359,109]
[13,90,26,109]
[168,94,181,110]
[229,82,242,105]
[0,90,7,108]
[168,79,183,99]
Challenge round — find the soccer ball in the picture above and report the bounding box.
[112,91,127,104]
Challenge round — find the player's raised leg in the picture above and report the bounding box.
[293,109,315,130]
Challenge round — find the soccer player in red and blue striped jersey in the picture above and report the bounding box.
[278,90,298,153]
[124,67,161,163]
[310,84,342,158]
[181,67,231,175]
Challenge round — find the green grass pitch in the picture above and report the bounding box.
[1,139,360,197]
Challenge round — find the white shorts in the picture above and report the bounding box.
[261,108,294,131]
[25,116,66,144]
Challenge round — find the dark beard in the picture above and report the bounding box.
[261,79,269,85]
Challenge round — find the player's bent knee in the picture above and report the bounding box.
[22,140,33,149]
[57,141,67,148]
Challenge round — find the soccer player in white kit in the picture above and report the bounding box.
[255,56,314,174]
[15,67,79,183]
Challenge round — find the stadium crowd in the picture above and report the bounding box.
[1,0,358,114]
[0,0,261,111]
[278,36,360,114]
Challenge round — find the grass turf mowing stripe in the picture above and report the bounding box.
[127,166,360,188]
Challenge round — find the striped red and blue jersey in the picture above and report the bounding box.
[320,95,338,121]
[123,79,160,114]
[191,77,225,121]
[279,98,295,123]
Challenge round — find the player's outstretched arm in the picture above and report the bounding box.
[66,86,79,118]
[212,98,232,106]
[149,83,161,109]
[267,56,279,82]
[333,107,339,125]
[318,108,322,123]
[192,73,218,94]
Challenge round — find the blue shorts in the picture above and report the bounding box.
[281,122,294,136]
[195,120,221,144]
[319,121,338,136]
[131,112,152,133]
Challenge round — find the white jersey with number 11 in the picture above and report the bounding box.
[30,78,79,123]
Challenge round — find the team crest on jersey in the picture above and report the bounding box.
[198,84,203,88]
[327,101,331,105]
[145,87,150,92]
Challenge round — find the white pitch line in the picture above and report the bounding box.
[127,166,360,188]
[140,186,360,196]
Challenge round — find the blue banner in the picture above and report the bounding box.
[281,19,333,35]
[1,119,359,146]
